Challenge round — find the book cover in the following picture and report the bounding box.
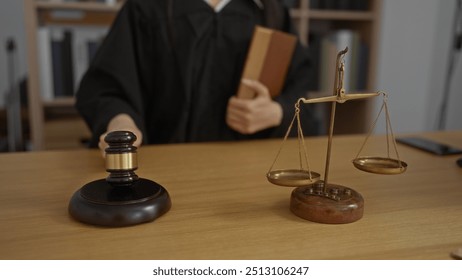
[332,29,356,91]
[61,30,75,97]
[50,29,64,98]
[320,29,361,93]
[37,27,54,101]
[237,26,297,99]
[71,26,108,91]
[319,35,337,94]
[307,31,322,91]
[50,28,74,98]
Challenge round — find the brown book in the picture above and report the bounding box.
[237,26,297,99]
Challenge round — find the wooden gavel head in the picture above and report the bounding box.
[68,130,171,227]
[104,131,139,187]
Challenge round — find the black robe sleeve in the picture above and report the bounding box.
[75,1,153,147]
[75,0,319,147]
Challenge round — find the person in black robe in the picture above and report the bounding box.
[75,0,319,152]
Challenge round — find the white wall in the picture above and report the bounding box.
[0,0,27,108]
[445,50,462,130]
[376,0,462,134]
[443,0,462,131]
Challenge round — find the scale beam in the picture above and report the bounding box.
[299,91,380,104]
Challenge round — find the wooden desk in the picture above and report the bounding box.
[0,131,461,259]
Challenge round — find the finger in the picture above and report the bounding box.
[226,101,249,133]
[227,99,253,124]
[229,95,248,108]
[226,116,254,134]
[228,95,258,115]
[241,79,270,98]
[226,106,257,134]
[132,134,142,147]
[98,132,108,158]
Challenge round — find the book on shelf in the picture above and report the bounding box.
[307,31,322,91]
[237,26,297,99]
[61,30,75,98]
[36,25,108,101]
[318,29,368,94]
[310,0,368,11]
[49,28,71,98]
[71,26,107,91]
[86,39,100,64]
[83,0,119,4]
[60,0,119,3]
[281,0,298,8]
[37,27,54,101]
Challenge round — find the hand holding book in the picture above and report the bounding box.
[236,26,297,99]
[227,79,283,134]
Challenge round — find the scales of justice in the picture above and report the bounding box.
[267,47,407,224]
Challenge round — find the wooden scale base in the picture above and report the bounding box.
[290,181,364,224]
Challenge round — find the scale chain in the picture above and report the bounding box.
[354,92,403,168]
[267,103,313,180]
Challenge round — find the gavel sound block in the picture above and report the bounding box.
[68,131,171,227]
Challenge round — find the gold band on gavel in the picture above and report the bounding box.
[106,152,138,170]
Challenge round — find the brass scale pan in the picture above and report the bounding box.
[267,157,407,186]
[352,156,407,175]
[267,169,321,187]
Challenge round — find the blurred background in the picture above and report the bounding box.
[0,0,461,152]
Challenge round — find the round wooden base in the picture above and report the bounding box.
[290,181,364,224]
[69,178,171,227]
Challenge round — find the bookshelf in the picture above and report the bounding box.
[23,0,381,150]
[23,0,121,150]
[291,0,382,134]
